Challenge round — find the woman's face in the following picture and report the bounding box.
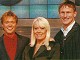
[33,21,47,41]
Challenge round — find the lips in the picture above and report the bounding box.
[37,34,42,37]
[7,28,13,30]
[35,33,43,38]
[62,18,69,21]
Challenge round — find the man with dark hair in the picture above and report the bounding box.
[54,1,80,59]
[0,11,30,60]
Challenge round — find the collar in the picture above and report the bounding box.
[4,33,17,40]
[61,21,75,36]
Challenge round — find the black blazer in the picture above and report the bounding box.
[0,33,30,60]
[23,41,60,60]
[54,22,80,59]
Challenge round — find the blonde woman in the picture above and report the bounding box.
[23,17,60,60]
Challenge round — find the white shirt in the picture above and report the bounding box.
[61,21,75,37]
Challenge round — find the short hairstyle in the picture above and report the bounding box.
[59,1,76,12]
[1,10,18,24]
[30,17,50,47]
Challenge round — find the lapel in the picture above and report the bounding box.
[66,22,79,39]
[15,34,23,59]
[34,45,46,57]
[29,41,55,59]
[0,35,10,59]
[33,42,55,58]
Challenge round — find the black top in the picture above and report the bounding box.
[23,41,60,60]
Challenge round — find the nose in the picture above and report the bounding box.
[37,28,41,32]
[64,13,67,17]
[8,22,13,27]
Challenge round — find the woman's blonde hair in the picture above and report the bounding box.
[30,17,50,48]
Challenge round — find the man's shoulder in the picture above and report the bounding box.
[17,34,30,44]
[73,22,80,31]
[16,33,30,41]
[16,33,30,39]
[0,35,4,44]
[55,30,62,36]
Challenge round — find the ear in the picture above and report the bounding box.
[74,11,77,17]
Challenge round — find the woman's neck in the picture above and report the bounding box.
[36,39,45,45]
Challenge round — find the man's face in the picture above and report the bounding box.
[2,17,17,34]
[59,6,77,28]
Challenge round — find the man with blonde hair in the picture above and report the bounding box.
[54,1,80,59]
[0,11,30,60]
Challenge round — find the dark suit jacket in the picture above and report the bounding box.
[54,22,80,59]
[0,33,30,60]
[23,41,60,60]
